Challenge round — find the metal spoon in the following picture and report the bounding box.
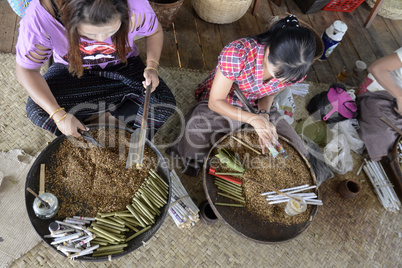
[27,187,51,209]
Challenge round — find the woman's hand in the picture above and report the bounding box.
[248,114,278,155]
[143,68,159,92]
[54,112,88,137]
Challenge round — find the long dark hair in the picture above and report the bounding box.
[253,15,316,83]
[57,0,130,77]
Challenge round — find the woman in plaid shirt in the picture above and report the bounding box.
[168,15,317,177]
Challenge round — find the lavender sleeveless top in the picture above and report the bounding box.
[16,0,158,69]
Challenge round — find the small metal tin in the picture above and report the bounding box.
[48,221,60,232]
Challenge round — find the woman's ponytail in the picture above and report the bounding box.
[253,15,316,82]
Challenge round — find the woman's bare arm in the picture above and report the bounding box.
[369,52,402,114]
[208,68,278,153]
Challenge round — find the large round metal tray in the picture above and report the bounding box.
[25,125,171,261]
[381,135,402,201]
[203,129,318,243]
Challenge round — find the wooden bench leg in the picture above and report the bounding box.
[364,0,386,28]
[252,0,260,15]
[252,0,282,16]
[272,0,283,6]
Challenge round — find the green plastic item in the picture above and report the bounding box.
[295,117,329,147]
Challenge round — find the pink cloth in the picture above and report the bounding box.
[357,76,374,95]
[16,0,158,69]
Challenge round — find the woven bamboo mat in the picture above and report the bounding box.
[0,54,55,155]
[1,53,401,267]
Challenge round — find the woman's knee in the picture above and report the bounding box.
[26,97,44,124]
[26,97,61,135]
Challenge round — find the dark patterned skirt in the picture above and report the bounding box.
[26,56,176,136]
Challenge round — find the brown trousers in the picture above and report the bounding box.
[357,91,401,161]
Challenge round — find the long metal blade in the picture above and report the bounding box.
[126,83,152,169]
[79,129,103,147]
[126,128,147,169]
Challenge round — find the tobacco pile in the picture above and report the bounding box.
[211,130,315,226]
[46,127,158,219]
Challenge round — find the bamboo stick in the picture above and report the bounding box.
[217,192,246,203]
[91,223,124,233]
[126,226,152,242]
[214,202,244,207]
[231,136,261,155]
[95,217,125,228]
[95,243,128,252]
[92,249,124,257]
[126,205,146,227]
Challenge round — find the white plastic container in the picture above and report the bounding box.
[319,20,348,60]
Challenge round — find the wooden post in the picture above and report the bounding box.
[271,0,283,6]
[252,0,260,15]
[364,0,386,28]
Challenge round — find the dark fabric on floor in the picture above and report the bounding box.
[357,91,401,161]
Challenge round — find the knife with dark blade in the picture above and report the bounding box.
[78,128,103,148]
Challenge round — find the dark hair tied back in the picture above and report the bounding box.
[282,14,299,28]
[252,15,316,83]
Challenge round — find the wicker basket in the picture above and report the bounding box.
[365,0,402,20]
[191,0,253,24]
[150,0,184,30]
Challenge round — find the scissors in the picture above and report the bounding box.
[78,128,103,148]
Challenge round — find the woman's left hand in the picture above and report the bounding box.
[143,68,159,92]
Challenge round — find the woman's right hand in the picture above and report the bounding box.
[248,114,278,155]
[54,112,88,137]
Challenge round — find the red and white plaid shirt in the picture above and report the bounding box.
[195,37,304,108]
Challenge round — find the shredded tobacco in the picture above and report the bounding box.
[46,128,157,219]
[212,130,315,225]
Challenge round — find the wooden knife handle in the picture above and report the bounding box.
[381,116,402,136]
[141,84,152,131]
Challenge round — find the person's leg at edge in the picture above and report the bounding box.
[167,101,242,177]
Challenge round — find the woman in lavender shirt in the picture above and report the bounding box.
[15,0,175,138]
